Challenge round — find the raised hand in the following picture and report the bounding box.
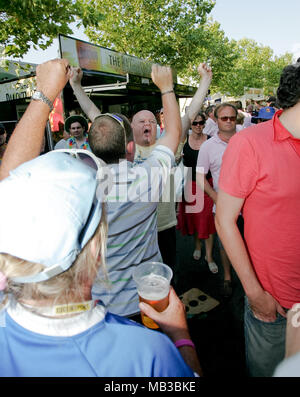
[69,67,83,87]
[197,62,212,81]
[36,58,70,102]
[151,64,174,93]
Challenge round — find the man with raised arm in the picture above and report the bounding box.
[69,63,184,319]
[70,63,212,269]
[0,58,202,377]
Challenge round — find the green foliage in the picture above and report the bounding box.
[81,0,236,83]
[82,0,214,57]
[216,38,293,96]
[0,0,293,97]
[81,1,292,96]
[0,0,104,58]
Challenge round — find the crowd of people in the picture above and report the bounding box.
[0,56,300,378]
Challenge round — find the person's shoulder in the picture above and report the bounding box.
[231,121,273,146]
[147,144,175,164]
[152,144,173,154]
[273,351,300,377]
[104,313,194,376]
[206,117,216,125]
[54,139,67,150]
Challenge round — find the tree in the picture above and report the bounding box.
[81,0,236,84]
[215,38,293,97]
[0,0,103,58]
[0,0,293,97]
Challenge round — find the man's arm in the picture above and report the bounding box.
[152,65,181,154]
[215,189,286,321]
[140,287,202,376]
[181,63,212,140]
[69,67,101,122]
[0,59,70,181]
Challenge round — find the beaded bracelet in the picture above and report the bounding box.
[161,89,174,96]
[174,339,196,349]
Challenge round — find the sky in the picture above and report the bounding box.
[18,0,300,64]
[210,0,300,60]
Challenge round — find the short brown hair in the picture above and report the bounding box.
[214,103,238,119]
[89,114,133,164]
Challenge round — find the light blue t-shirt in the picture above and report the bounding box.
[0,301,194,377]
[273,352,300,377]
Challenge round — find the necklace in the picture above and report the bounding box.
[68,133,90,150]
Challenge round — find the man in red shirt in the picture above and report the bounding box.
[215,60,300,377]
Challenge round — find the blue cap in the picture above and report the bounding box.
[253,106,275,120]
[0,151,103,283]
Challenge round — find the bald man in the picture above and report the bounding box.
[69,65,182,317]
[131,65,212,269]
[69,63,212,280]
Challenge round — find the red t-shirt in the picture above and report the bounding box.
[219,110,300,308]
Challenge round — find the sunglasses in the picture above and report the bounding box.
[54,148,106,177]
[192,120,205,126]
[219,116,237,122]
[95,113,125,129]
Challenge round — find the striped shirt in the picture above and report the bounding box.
[92,145,175,316]
[134,142,185,232]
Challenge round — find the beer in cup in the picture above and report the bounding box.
[133,262,173,329]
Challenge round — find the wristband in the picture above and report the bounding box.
[174,339,195,349]
[161,89,174,96]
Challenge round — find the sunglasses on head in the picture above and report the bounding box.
[219,116,237,122]
[54,148,106,176]
[94,112,127,148]
[192,120,205,126]
[95,113,125,129]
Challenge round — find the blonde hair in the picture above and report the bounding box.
[0,202,108,307]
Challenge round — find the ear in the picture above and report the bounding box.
[126,140,135,162]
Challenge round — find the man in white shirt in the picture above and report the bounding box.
[203,105,218,137]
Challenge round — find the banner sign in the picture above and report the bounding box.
[244,87,265,100]
[59,34,177,81]
[0,77,35,103]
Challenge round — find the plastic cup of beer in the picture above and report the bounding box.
[132,262,173,329]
